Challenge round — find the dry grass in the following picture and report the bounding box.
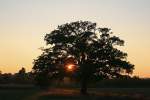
[28,88,150,100]
[1,87,150,100]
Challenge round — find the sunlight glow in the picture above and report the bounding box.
[66,64,75,71]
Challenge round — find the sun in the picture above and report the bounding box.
[66,64,75,71]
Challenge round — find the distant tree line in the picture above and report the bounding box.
[94,77,150,88]
[0,68,150,88]
[0,67,34,84]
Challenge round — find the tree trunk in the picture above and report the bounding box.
[80,55,89,95]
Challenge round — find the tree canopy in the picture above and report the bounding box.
[33,21,134,94]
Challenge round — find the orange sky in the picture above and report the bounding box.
[0,0,150,78]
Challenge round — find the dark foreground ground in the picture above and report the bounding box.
[0,86,150,100]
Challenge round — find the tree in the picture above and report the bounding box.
[18,67,26,75]
[33,21,134,94]
[14,67,28,84]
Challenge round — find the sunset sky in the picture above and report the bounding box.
[0,0,150,77]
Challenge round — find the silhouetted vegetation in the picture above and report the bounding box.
[0,67,34,85]
[1,68,150,88]
[33,21,134,94]
[1,21,143,100]
[1,68,150,100]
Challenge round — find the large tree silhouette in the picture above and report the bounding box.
[33,21,134,94]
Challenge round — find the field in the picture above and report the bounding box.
[0,85,150,100]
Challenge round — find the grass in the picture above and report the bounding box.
[38,88,150,100]
[0,85,150,100]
